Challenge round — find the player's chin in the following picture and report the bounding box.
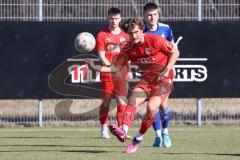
[150,21,157,25]
[133,40,139,44]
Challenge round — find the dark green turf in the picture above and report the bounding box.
[0,125,239,160]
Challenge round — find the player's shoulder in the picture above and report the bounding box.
[120,30,130,38]
[97,28,109,36]
[145,33,164,41]
[157,22,171,29]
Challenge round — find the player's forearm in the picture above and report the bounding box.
[127,61,131,72]
[99,51,111,66]
[91,65,119,73]
[101,57,111,66]
[166,47,180,70]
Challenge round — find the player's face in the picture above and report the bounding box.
[129,25,144,44]
[108,14,121,28]
[144,9,159,26]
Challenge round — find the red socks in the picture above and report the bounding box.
[116,104,127,126]
[139,110,156,134]
[122,105,136,127]
[100,104,137,128]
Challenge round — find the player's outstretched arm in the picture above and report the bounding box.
[85,58,120,73]
[99,51,111,66]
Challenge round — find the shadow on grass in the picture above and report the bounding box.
[0,144,124,148]
[0,149,109,153]
[0,137,68,139]
[63,150,109,153]
[163,152,240,157]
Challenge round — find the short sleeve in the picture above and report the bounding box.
[95,32,105,52]
[157,36,174,54]
[166,27,174,41]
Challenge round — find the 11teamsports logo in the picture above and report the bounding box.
[68,58,208,83]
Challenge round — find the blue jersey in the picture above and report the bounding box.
[144,22,173,41]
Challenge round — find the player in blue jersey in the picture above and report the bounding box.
[143,2,175,148]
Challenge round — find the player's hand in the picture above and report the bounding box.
[85,58,95,70]
[158,67,170,82]
[126,72,133,80]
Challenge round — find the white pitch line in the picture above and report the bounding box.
[67,58,99,62]
[178,58,208,61]
[68,58,208,62]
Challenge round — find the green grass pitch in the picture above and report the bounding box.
[0,125,239,160]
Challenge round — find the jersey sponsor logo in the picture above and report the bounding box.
[106,42,121,53]
[137,57,155,64]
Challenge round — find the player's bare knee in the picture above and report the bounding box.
[160,102,167,110]
[160,97,169,109]
[116,96,127,105]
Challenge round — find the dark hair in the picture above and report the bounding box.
[143,2,159,12]
[108,7,121,16]
[122,18,145,33]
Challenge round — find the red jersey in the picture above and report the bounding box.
[117,34,174,85]
[96,28,130,81]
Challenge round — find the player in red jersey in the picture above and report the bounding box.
[86,18,179,153]
[95,7,130,139]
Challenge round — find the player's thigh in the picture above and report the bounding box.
[160,94,170,110]
[128,87,147,107]
[114,80,128,105]
[147,96,163,114]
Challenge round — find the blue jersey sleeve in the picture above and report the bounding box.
[144,22,174,42]
[166,27,173,42]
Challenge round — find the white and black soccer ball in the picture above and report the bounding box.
[74,32,96,53]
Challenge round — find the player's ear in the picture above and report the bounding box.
[119,20,124,29]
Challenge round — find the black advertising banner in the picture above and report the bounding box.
[0,21,239,98]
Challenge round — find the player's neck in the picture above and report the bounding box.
[108,26,121,34]
[146,23,158,31]
[135,34,145,46]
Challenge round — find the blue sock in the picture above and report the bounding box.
[161,107,171,129]
[152,111,161,131]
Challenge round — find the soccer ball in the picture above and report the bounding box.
[74,32,96,53]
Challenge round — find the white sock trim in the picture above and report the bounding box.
[101,124,108,132]
[162,128,168,134]
[122,125,129,134]
[135,132,143,141]
[155,129,162,137]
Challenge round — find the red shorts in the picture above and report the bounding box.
[135,78,173,101]
[101,80,128,99]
